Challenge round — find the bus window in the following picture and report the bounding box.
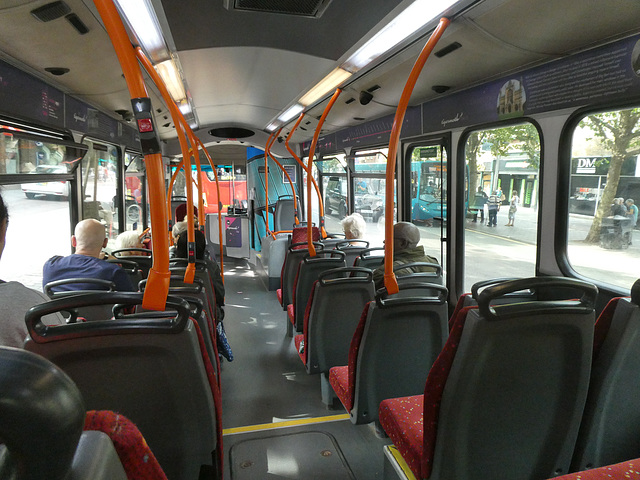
[124,152,144,233]
[406,144,448,276]
[463,123,540,291]
[81,139,118,245]
[315,155,347,233]
[567,106,640,289]
[351,148,392,247]
[0,133,77,289]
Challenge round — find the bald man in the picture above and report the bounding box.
[43,219,135,292]
[372,222,439,290]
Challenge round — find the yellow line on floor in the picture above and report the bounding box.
[223,413,350,436]
[466,227,531,246]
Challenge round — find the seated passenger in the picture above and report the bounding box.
[372,221,439,290]
[114,230,146,256]
[341,212,367,244]
[175,229,225,312]
[170,221,188,258]
[175,203,198,223]
[0,193,64,348]
[43,219,135,292]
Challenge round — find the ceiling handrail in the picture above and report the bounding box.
[305,88,342,256]
[285,113,326,238]
[94,0,170,310]
[383,17,450,295]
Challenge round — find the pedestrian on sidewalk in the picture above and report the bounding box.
[487,191,500,227]
[506,191,519,226]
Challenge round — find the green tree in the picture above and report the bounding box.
[583,108,640,243]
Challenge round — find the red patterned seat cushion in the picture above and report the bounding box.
[448,293,471,331]
[552,458,640,479]
[291,226,320,248]
[84,410,168,480]
[277,288,283,306]
[379,395,424,479]
[287,303,295,325]
[296,281,319,365]
[328,302,371,412]
[294,334,305,363]
[329,365,350,411]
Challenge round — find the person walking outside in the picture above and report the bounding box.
[505,191,519,226]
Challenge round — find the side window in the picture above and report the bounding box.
[567,107,640,289]
[463,123,540,291]
[81,139,119,243]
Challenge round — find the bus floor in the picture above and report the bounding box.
[220,257,390,479]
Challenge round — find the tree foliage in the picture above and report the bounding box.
[582,108,640,243]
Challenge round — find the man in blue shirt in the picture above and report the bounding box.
[43,219,135,292]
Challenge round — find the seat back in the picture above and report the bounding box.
[0,347,86,480]
[571,279,640,470]
[111,250,152,278]
[426,277,596,480]
[391,262,443,298]
[107,258,144,285]
[273,196,297,232]
[45,278,118,322]
[351,283,449,424]
[353,247,385,270]
[334,240,370,267]
[24,292,220,480]
[279,242,324,308]
[305,267,375,374]
[291,225,320,247]
[292,251,346,332]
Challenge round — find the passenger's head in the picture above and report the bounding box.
[626,199,635,207]
[175,203,198,223]
[115,231,144,255]
[341,213,366,240]
[0,192,8,260]
[172,221,188,243]
[477,187,483,193]
[72,219,107,257]
[175,229,206,260]
[393,222,420,251]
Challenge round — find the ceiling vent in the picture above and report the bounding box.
[31,1,71,22]
[223,0,333,18]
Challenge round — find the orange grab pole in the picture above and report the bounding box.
[134,47,196,283]
[94,0,169,310]
[306,88,342,254]
[264,131,278,235]
[187,143,206,229]
[167,163,184,244]
[267,143,299,230]
[193,138,225,278]
[383,17,450,295]
[285,113,325,236]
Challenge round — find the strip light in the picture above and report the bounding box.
[343,0,459,72]
[278,104,305,123]
[114,0,168,62]
[299,68,352,107]
[155,59,187,103]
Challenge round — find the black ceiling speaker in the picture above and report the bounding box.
[31,1,70,22]
[359,91,374,105]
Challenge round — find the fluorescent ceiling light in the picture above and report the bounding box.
[299,68,352,107]
[278,104,304,123]
[115,0,168,61]
[178,101,192,115]
[266,123,279,132]
[155,59,186,103]
[343,0,459,72]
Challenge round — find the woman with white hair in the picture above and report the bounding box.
[341,213,367,240]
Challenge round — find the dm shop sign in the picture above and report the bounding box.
[572,156,638,176]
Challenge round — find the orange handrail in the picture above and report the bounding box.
[284,113,326,238]
[383,17,450,295]
[191,137,225,277]
[306,88,342,255]
[263,130,278,235]
[134,47,197,284]
[94,0,169,310]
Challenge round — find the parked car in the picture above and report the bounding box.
[355,186,385,222]
[21,165,69,199]
[324,176,347,218]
